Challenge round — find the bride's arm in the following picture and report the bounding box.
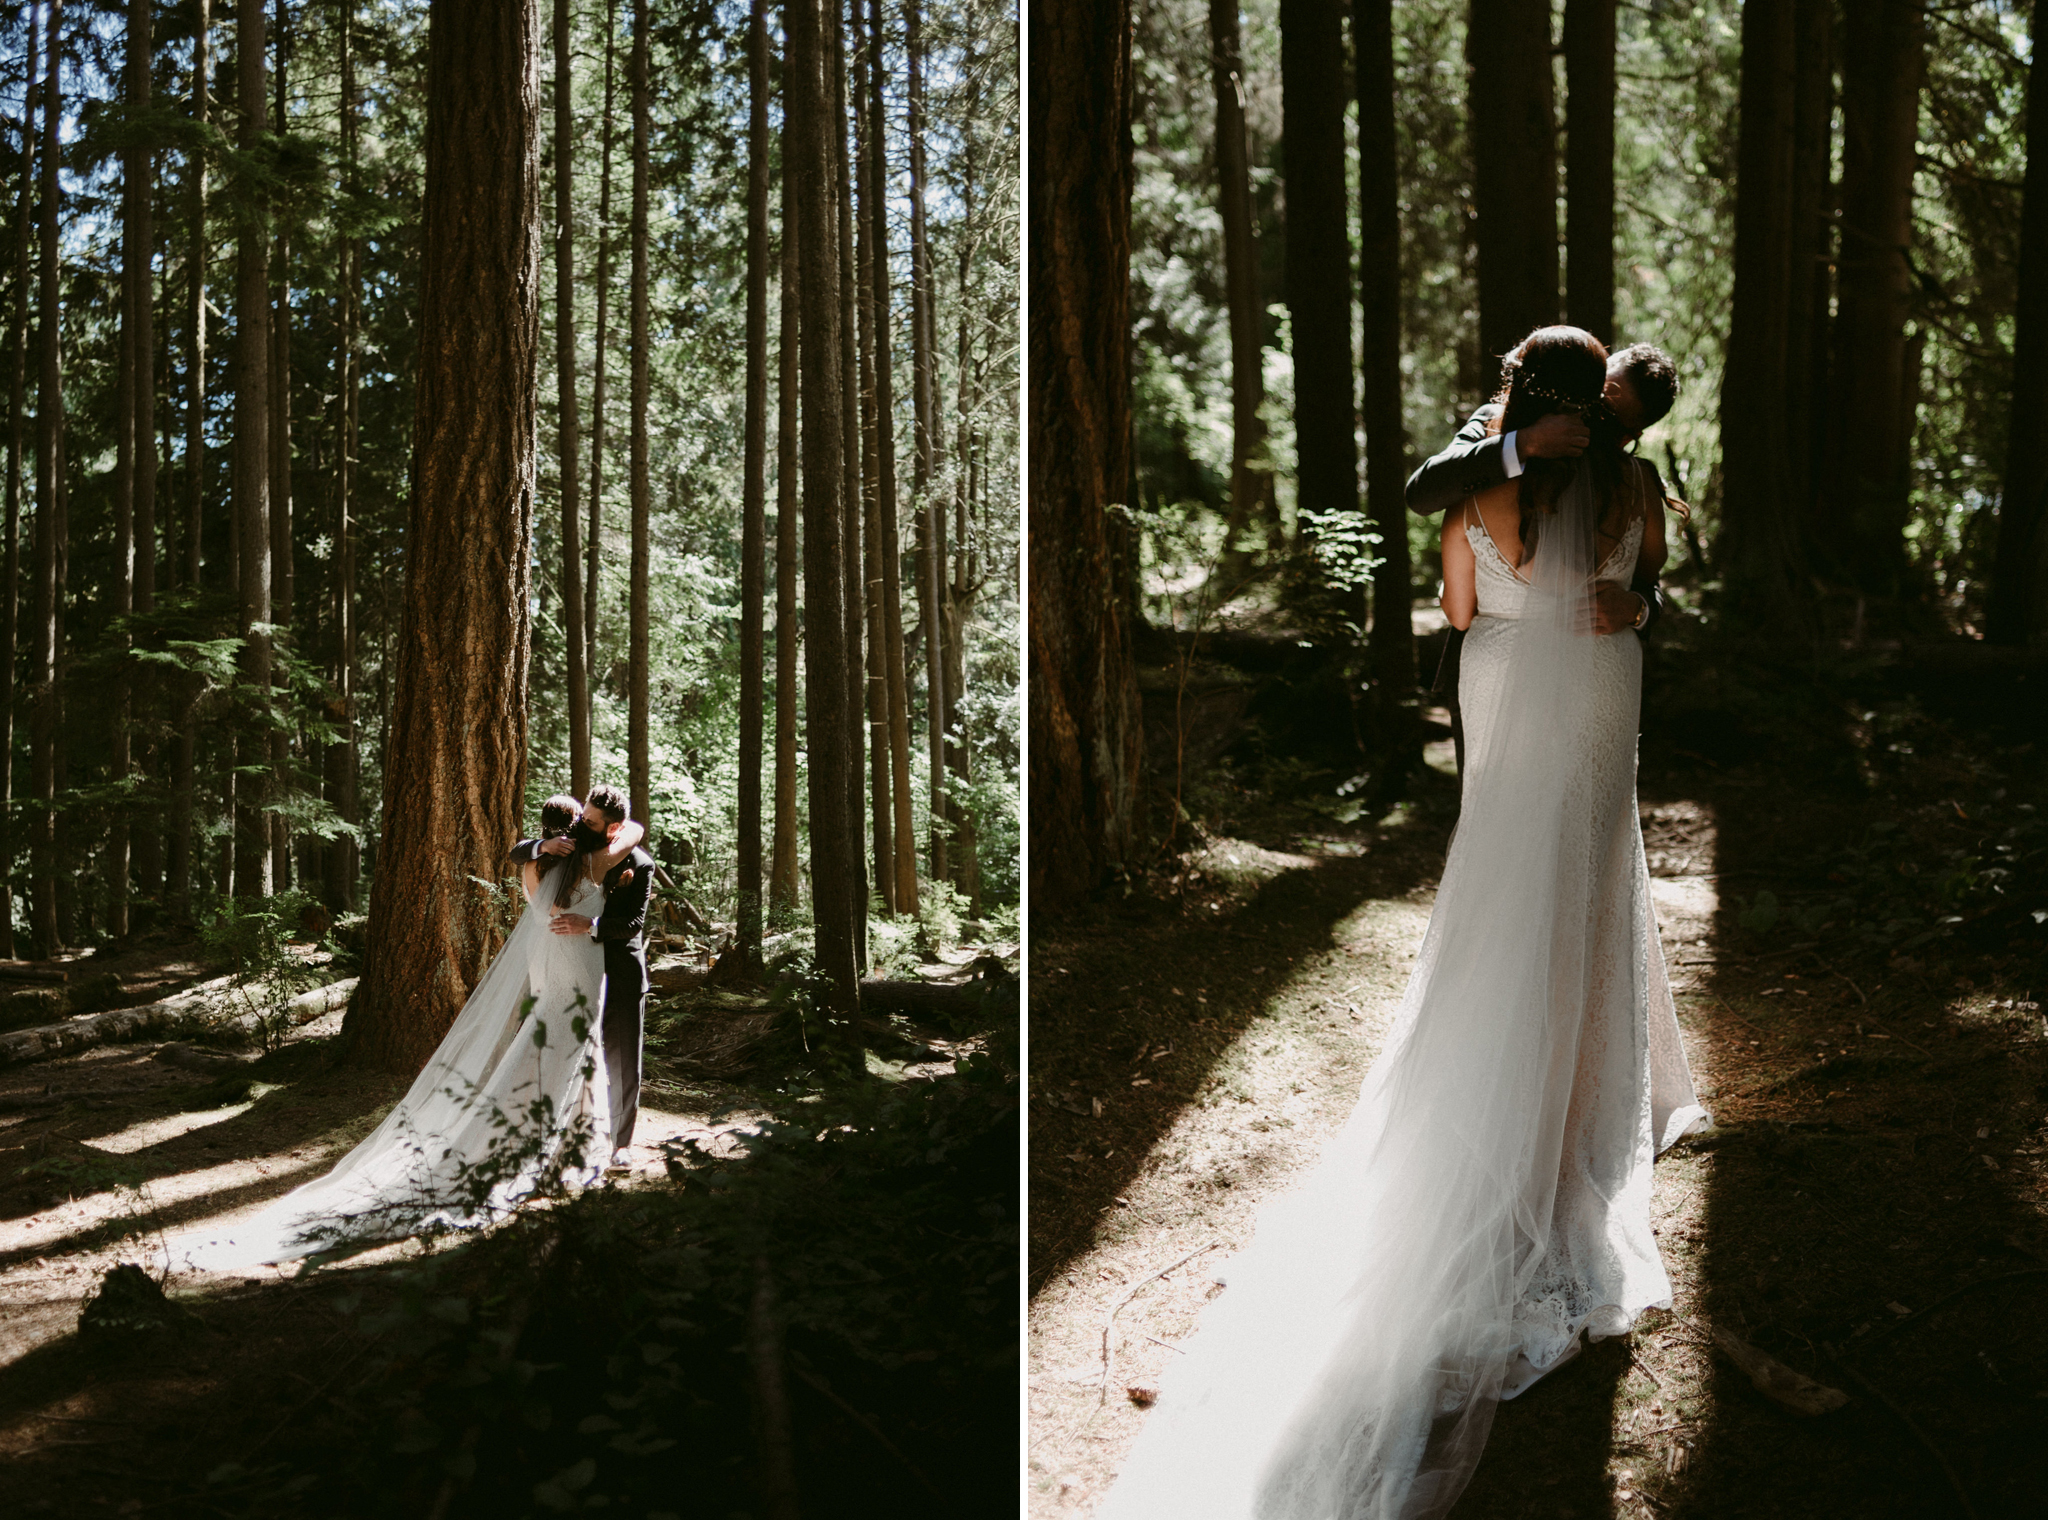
[594,818,645,874]
[1440,502,1476,631]
[1634,462,1670,581]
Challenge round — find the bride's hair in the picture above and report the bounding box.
[540,794,582,836]
[1488,325,1633,563]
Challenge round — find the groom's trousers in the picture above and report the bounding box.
[600,939,648,1152]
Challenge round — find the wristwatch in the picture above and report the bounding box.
[1631,593,1650,631]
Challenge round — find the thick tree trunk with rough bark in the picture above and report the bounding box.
[769,110,802,916]
[1356,0,1417,786]
[1209,0,1271,552]
[1784,0,1832,520]
[31,0,64,959]
[556,0,590,794]
[1717,0,1807,628]
[1988,0,2048,644]
[1280,0,1357,559]
[739,0,770,956]
[232,0,273,900]
[869,0,918,915]
[788,0,861,1027]
[1562,0,1614,342]
[1828,0,1924,599]
[628,0,651,828]
[345,0,541,1075]
[1468,0,1559,364]
[1027,0,1143,906]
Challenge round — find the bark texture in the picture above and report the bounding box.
[739,0,770,954]
[1026,0,1143,906]
[345,0,542,1075]
[555,0,590,794]
[1468,0,1560,364]
[32,0,65,958]
[627,0,651,826]
[1209,0,1271,549]
[232,0,273,899]
[1356,0,1417,783]
[1828,0,1925,598]
[1562,0,1614,342]
[769,106,802,916]
[1988,0,2048,644]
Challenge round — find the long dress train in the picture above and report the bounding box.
[1095,473,1710,1520]
[166,862,614,1272]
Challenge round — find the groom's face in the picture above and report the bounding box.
[581,804,621,842]
[1603,367,1645,436]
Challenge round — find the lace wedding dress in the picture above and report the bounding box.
[1096,470,1710,1520]
[166,861,614,1272]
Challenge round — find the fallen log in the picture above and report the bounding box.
[650,963,1007,1023]
[0,975,355,1071]
[0,962,69,985]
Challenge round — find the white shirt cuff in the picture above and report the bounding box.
[1502,430,1523,479]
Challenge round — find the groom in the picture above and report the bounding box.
[508,784,655,1158]
[1406,336,1680,772]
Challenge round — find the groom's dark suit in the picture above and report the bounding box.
[509,838,656,1153]
[1405,402,1667,775]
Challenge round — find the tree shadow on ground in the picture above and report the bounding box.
[0,1040,405,1265]
[1649,645,2048,1520]
[1028,771,1460,1291]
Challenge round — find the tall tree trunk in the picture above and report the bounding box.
[1988,0,2048,644]
[739,0,770,956]
[869,0,917,915]
[233,0,273,900]
[555,0,590,793]
[1828,0,1925,600]
[1209,0,1271,554]
[325,0,360,912]
[1281,0,1358,608]
[132,0,161,904]
[172,0,209,914]
[829,2,867,960]
[906,0,946,883]
[32,0,65,959]
[788,0,861,1030]
[1356,0,1417,790]
[1718,0,1807,628]
[269,0,292,891]
[769,109,802,916]
[1784,0,1832,520]
[1562,0,1614,342]
[345,0,541,1074]
[627,0,651,827]
[4,9,35,961]
[1468,0,1559,364]
[1027,0,1142,906]
[853,0,894,915]
[944,171,978,910]
[587,0,618,714]
[110,0,146,937]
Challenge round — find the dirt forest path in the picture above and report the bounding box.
[1029,717,2048,1520]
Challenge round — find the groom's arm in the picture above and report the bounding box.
[1404,405,1593,517]
[592,857,654,945]
[508,837,544,866]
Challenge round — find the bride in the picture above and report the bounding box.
[166,795,644,1273]
[1096,326,1710,1520]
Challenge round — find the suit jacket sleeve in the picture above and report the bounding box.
[1628,459,1668,637]
[1405,405,1508,517]
[594,852,654,944]
[508,837,543,867]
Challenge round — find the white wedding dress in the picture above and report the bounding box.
[166,860,614,1272]
[1096,470,1710,1520]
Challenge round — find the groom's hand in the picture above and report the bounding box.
[550,913,595,935]
[1584,583,1647,636]
[538,837,574,857]
[1518,411,1590,460]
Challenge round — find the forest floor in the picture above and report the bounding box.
[1028,619,2048,1520]
[0,932,1018,1517]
